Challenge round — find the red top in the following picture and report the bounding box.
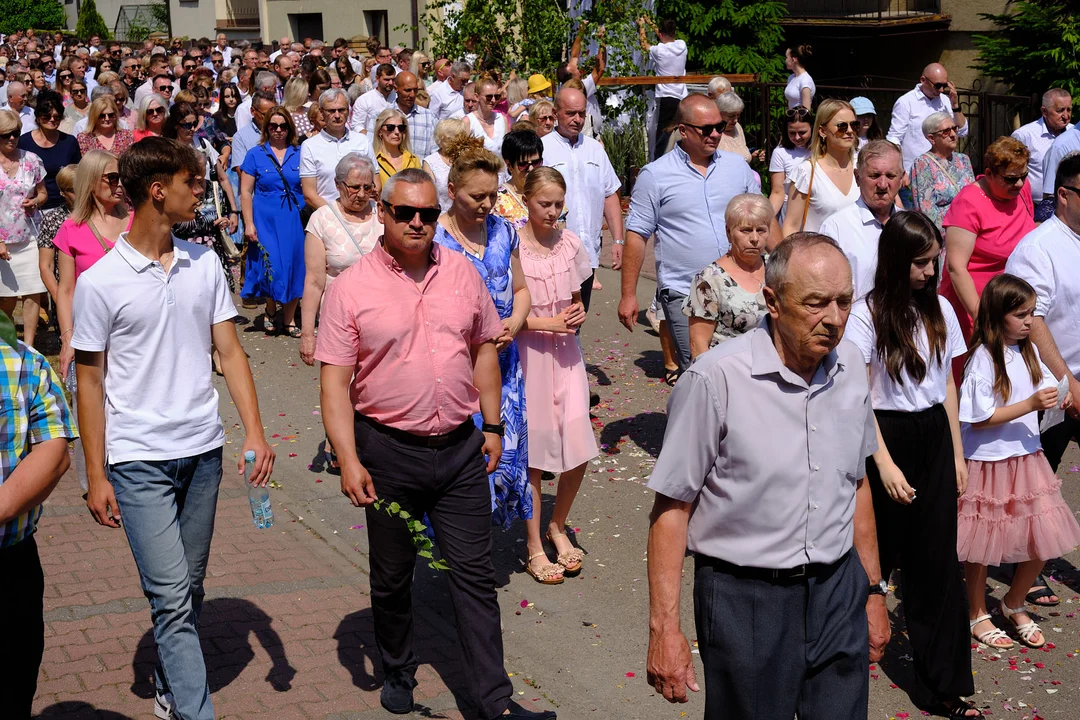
[314,240,504,436]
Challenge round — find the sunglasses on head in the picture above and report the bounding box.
[833,120,863,133]
[383,201,440,224]
[102,172,121,186]
[682,121,727,137]
[382,122,407,133]
[267,121,289,131]
[515,158,542,172]
[786,106,812,119]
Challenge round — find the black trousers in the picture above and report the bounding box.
[0,535,45,719]
[693,550,869,720]
[654,96,681,160]
[579,271,595,314]
[358,416,512,720]
[1041,413,1079,472]
[868,405,974,707]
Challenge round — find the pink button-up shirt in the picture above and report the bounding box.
[315,240,504,436]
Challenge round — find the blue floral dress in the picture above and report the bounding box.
[909,151,975,232]
[435,215,531,529]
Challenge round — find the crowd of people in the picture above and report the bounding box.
[0,19,1078,720]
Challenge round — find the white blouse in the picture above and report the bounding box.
[465,112,507,155]
[789,159,860,232]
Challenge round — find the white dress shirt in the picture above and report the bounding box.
[351,87,397,134]
[1012,117,1074,201]
[886,85,968,175]
[235,96,254,131]
[581,74,603,135]
[542,130,621,268]
[818,197,893,300]
[1005,215,1080,376]
[428,82,463,122]
[218,45,232,66]
[648,40,687,99]
[17,105,35,133]
[299,129,375,202]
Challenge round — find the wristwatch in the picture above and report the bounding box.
[613,239,625,245]
[868,579,889,597]
[481,422,505,437]
[952,106,961,113]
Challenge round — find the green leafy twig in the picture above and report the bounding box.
[373,499,450,571]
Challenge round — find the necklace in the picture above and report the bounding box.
[447,212,487,258]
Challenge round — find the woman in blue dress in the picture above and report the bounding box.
[240,106,306,336]
[435,136,533,532]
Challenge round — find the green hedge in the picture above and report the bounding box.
[0,0,67,35]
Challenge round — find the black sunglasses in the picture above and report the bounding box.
[178,120,198,130]
[147,107,166,116]
[267,121,289,131]
[482,93,499,102]
[999,171,1028,185]
[99,112,117,120]
[39,112,62,122]
[833,120,863,133]
[932,82,950,91]
[0,130,19,140]
[157,85,174,92]
[682,121,726,137]
[72,88,86,95]
[383,201,440,224]
[515,158,542,172]
[58,72,72,80]
[382,122,407,133]
[103,172,121,186]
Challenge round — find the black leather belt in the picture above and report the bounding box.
[355,413,474,449]
[694,553,841,582]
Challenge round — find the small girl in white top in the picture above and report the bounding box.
[957,274,1080,650]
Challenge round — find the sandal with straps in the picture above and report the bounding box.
[525,552,564,585]
[545,531,584,576]
[1001,599,1045,648]
[925,699,980,719]
[969,614,1013,650]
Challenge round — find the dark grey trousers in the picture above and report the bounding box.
[693,549,869,720]
[658,289,691,372]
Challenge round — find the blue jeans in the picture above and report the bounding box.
[108,447,223,720]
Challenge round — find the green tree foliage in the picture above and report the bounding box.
[75,0,111,41]
[973,1,1080,98]
[0,0,67,35]
[656,0,787,81]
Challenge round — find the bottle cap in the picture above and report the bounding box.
[244,450,256,462]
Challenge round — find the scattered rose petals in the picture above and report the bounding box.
[625,672,635,678]
[520,599,529,608]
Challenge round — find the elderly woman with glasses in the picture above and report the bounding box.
[941,136,1036,349]
[495,128,543,229]
[133,93,168,141]
[76,95,134,157]
[19,90,82,211]
[909,110,976,232]
[528,99,556,138]
[372,107,421,192]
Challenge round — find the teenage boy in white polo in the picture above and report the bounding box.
[72,137,276,720]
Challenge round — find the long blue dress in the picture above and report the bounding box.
[240,143,305,303]
[434,215,531,529]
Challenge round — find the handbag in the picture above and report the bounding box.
[327,201,368,256]
[799,161,817,232]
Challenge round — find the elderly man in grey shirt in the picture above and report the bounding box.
[646,233,889,719]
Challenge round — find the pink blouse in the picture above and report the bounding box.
[53,215,134,280]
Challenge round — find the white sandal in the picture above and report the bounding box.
[969,614,1014,649]
[1001,600,1045,648]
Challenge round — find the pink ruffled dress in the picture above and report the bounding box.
[956,344,1080,565]
[516,230,600,473]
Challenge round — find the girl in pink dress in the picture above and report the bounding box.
[958,275,1080,650]
[516,167,599,585]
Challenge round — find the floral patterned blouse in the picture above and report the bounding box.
[909,151,975,231]
[0,151,46,246]
[682,260,767,348]
[77,129,135,157]
[494,184,529,229]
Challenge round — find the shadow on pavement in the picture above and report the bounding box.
[34,702,136,719]
[129,597,295,699]
[632,349,667,379]
[599,411,667,458]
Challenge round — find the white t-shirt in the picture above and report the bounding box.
[845,296,966,412]
[784,72,815,109]
[70,235,238,463]
[959,344,1055,461]
[768,145,810,211]
[788,159,860,233]
[648,40,688,99]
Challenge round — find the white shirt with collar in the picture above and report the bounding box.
[1005,215,1080,376]
[542,130,621,268]
[351,87,397,134]
[235,95,254,130]
[300,128,375,202]
[648,39,688,99]
[1012,116,1074,201]
[818,197,894,301]
[428,82,463,122]
[17,105,35,133]
[218,46,232,66]
[886,84,968,175]
[69,234,238,463]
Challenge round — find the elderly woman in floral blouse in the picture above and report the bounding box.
[909,110,975,230]
[683,193,771,359]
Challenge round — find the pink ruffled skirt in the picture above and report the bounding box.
[957,451,1080,566]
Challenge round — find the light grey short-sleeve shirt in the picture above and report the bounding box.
[647,320,878,569]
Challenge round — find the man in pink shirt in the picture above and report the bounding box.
[316,169,556,720]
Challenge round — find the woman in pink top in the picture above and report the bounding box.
[516,167,598,584]
[941,137,1036,361]
[54,150,132,378]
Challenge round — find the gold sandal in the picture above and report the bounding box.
[525,552,564,585]
[546,531,584,576]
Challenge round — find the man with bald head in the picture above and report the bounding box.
[392,71,435,157]
[620,93,773,376]
[647,233,886,720]
[5,81,35,132]
[886,63,968,177]
[542,87,624,312]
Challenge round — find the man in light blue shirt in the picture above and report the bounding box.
[619,94,773,373]
[1039,125,1080,214]
[230,91,275,174]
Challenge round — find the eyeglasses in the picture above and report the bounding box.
[482,93,499,102]
[58,73,71,80]
[147,107,166,117]
[382,123,407,133]
[515,158,542,172]
[324,107,348,115]
[183,64,196,70]
[932,82,950,91]
[999,171,1028,185]
[39,113,61,122]
[536,114,555,123]
[99,112,116,120]
[682,121,726,137]
[72,89,86,95]
[382,201,440,224]
[833,120,863,134]
[178,120,197,130]
[0,131,19,141]
[102,172,121,186]
[267,121,289,131]
[341,181,374,194]
[157,85,174,93]
[931,125,958,136]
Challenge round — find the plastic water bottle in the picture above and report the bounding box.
[244,450,274,529]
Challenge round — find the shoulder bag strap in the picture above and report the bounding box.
[799,161,817,232]
[326,201,366,256]
[262,145,299,210]
[86,219,113,254]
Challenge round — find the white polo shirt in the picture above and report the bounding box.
[350,87,397,134]
[70,235,237,463]
[818,197,894,301]
[648,40,688,100]
[300,128,374,202]
[1005,215,1080,376]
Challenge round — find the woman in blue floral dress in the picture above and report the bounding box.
[434,136,533,530]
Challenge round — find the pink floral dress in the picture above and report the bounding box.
[0,151,46,246]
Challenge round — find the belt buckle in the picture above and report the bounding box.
[780,564,807,579]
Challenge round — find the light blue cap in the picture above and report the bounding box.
[850,96,876,116]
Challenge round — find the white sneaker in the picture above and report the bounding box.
[154,691,175,719]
